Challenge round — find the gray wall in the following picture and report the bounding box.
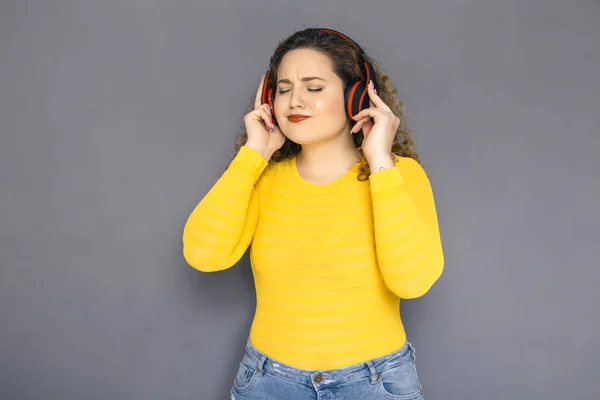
[1,0,598,399]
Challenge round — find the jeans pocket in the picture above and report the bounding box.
[376,358,423,400]
[233,361,258,393]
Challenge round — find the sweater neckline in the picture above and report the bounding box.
[291,156,362,189]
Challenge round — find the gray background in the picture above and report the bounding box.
[1,0,598,399]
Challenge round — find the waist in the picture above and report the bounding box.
[241,335,414,387]
[249,309,407,369]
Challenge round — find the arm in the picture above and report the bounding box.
[369,157,444,298]
[182,145,268,272]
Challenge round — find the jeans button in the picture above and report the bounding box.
[313,374,322,383]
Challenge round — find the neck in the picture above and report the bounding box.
[295,130,361,174]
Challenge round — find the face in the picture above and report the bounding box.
[273,48,350,145]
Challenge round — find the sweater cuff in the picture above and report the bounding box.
[369,166,406,198]
[229,145,269,179]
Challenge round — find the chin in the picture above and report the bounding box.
[286,132,336,147]
[283,134,313,146]
[282,132,313,145]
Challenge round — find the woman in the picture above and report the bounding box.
[182,27,444,400]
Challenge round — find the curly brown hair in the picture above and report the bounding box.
[226,27,420,180]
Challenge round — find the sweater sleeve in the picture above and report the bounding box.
[369,157,444,299]
[182,145,268,272]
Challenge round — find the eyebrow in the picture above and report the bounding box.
[277,77,327,85]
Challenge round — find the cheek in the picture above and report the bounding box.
[316,96,347,118]
[273,99,285,118]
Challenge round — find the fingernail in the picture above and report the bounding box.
[369,80,374,89]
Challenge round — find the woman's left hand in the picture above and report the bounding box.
[350,80,399,162]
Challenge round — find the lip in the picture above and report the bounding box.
[287,115,310,123]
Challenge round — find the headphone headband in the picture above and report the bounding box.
[319,28,368,60]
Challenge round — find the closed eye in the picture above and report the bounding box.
[277,88,323,94]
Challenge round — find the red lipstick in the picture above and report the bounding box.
[287,114,310,123]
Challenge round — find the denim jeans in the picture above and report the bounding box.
[230,337,424,400]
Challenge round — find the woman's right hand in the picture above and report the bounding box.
[244,74,286,161]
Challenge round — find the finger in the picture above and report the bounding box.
[350,117,369,133]
[351,106,385,122]
[257,107,274,130]
[350,121,364,134]
[259,103,271,114]
[247,106,272,128]
[367,80,391,112]
[259,104,275,127]
[360,118,374,136]
[255,74,265,109]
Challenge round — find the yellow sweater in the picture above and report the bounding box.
[182,145,444,370]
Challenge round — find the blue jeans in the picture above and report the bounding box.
[230,338,424,399]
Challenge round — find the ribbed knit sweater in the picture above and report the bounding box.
[182,145,444,369]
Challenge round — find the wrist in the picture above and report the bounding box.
[245,142,272,162]
[367,152,395,174]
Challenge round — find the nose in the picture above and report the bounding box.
[288,89,305,110]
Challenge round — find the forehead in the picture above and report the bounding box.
[277,48,335,79]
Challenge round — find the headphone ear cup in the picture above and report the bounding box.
[261,70,278,125]
[261,70,271,105]
[345,80,369,119]
[344,83,353,117]
[267,87,278,125]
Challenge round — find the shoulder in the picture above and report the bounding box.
[394,156,430,185]
[263,157,289,178]
[256,158,291,189]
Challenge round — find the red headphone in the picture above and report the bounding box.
[260,28,378,127]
